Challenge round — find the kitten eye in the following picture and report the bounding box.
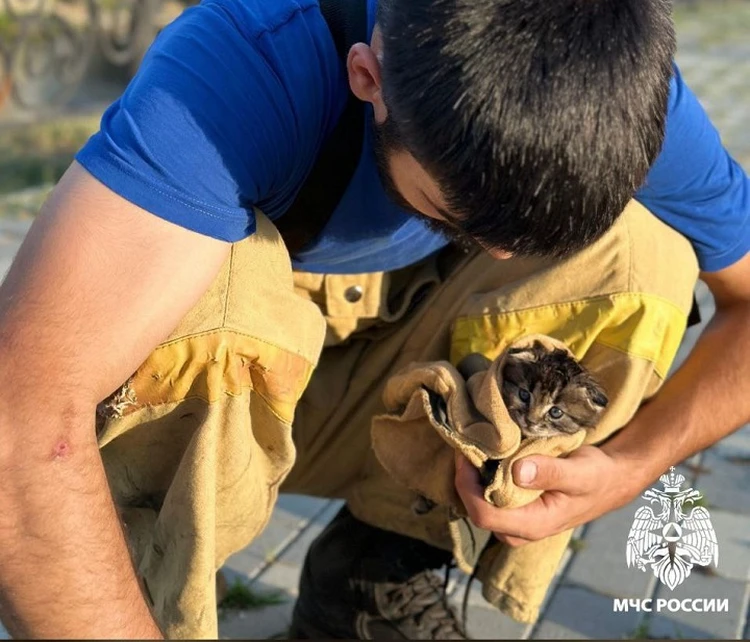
[548,406,564,419]
[518,389,531,403]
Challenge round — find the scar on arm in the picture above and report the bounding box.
[51,439,72,460]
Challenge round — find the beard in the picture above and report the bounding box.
[371,116,477,250]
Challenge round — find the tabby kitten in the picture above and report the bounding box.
[502,342,608,437]
[457,341,609,438]
[456,342,609,488]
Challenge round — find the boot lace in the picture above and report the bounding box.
[382,558,467,639]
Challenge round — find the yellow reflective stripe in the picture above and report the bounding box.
[450,293,687,379]
[127,329,316,424]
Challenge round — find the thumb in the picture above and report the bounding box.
[512,454,589,494]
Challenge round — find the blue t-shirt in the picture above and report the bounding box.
[76,0,750,274]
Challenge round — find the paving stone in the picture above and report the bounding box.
[0,257,13,281]
[680,453,705,482]
[237,503,318,561]
[463,604,532,640]
[273,499,343,566]
[564,500,656,599]
[698,509,750,583]
[217,505,345,639]
[531,584,640,639]
[219,603,293,640]
[274,494,331,521]
[444,521,577,634]
[695,447,750,516]
[449,573,531,640]
[559,540,577,571]
[253,560,304,598]
[223,548,267,585]
[647,571,747,639]
[223,520,296,576]
[708,423,750,461]
[223,504,315,581]
[225,499,342,594]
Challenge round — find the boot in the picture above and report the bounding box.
[289,505,467,639]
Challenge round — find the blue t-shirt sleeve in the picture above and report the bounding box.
[76,0,345,242]
[637,65,750,272]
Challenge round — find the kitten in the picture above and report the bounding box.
[500,341,609,438]
[457,341,609,487]
[458,341,608,439]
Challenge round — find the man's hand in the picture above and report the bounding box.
[454,448,640,546]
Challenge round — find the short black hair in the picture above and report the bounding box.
[376,0,675,258]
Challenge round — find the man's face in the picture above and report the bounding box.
[371,117,477,249]
[371,116,512,258]
[348,28,513,257]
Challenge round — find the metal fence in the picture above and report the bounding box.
[0,0,164,114]
[0,0,746,117]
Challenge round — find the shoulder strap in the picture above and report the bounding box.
[275,0,368,256]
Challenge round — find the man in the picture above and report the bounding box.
[0,0,747,638]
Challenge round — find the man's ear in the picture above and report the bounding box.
[347,29,388,123]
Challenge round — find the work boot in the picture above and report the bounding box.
[289,505,467,639]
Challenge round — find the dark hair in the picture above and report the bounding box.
[376,0,675,258]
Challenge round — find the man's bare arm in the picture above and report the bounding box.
[0,162,231,637]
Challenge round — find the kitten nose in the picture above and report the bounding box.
[529,411,546,425]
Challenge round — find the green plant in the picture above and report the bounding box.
[218,579,286,611]
[0,114,101,197]
[625,619,651,639]
[568,537,586,552]
[690,494,711,509]
[0,12,22,41]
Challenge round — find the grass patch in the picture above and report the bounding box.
[568,537,586,553]
[219,579,286,611]
[0,113,101,196]
[689,493,711,509]
[625,620,651,639]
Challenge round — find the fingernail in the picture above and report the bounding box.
[518,461,537,485]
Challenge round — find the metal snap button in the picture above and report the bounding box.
[344,285,363,303]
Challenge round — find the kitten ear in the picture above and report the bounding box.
[506,347,537,362]
[585,381,609,408]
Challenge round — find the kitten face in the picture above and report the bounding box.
[500,341,608,438]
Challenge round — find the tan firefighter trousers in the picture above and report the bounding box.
[96,200,698,638]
